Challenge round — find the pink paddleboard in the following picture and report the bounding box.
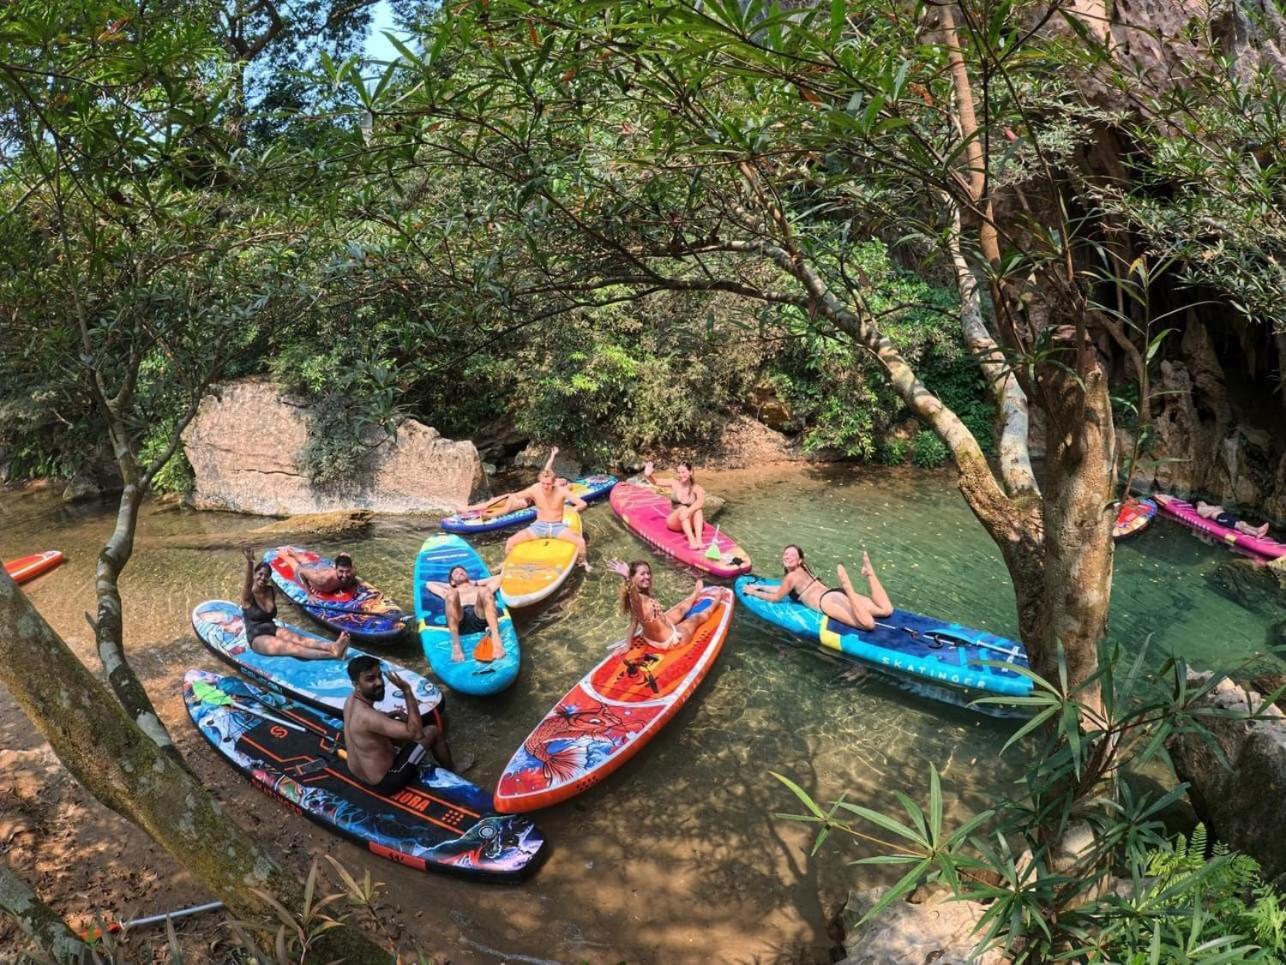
[1154,494,1286,560]
[609,483,751,578]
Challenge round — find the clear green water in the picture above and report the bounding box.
[1,469,1280,962]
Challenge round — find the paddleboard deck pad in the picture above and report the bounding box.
[735,576,1031,714]
[1113,498,1157,540]
[495,586,734,812]
[263,546,408,641]
[440,474,618,534]
[192,600,443,720]
[4,550,64,585]
[414,535,520,695]
[183,670,543,880]
[609,483,750,579]
[1155,494,1286,560]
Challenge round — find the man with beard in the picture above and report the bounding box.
[343,655,456,791]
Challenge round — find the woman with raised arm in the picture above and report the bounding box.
[241,547,350,659]
[643,460,707,551]
[609,559,706,651]
[742,545,894,631]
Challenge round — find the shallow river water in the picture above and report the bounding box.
[1,466,1281,962]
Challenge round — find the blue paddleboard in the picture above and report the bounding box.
[192,600,443,721]
[414,536,520,695]
[440,473,617,535]
[734,576,1032,714]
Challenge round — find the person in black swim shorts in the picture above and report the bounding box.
[1196,500,1272,538]
[425,565,507,663]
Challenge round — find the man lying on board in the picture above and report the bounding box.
[298,552,358,595]
[425,566,507,663]
[1196,500,1272,539]
[343,655,456,793]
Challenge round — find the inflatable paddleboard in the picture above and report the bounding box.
[183,670,543,880]
[1112,498,1157,540]
[192,600,443,721]
[495,586,733,813]
[3,550,63,585]
[734,576,1031,714]
[440,474,618,535]
[263,546,408,641]
[609,483,750,579]
[1155,494,1286,560]
[498,510,583,608]
[414,536,520,695]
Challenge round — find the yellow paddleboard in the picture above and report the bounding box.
[500,510,583,607]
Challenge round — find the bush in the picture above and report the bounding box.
[912,430,948,468]
[879,437,910,465]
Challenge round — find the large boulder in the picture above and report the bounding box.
[1167,672,1286,882]
[181,379,486,516]
[836,887,1003,965]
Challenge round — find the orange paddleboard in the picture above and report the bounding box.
[4,550,64,585]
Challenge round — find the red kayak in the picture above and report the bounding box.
[4,550,65,585]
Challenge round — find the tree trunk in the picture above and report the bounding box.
[0,864,88,964]
[0,574,391,963]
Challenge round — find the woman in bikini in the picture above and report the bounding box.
[241,547,349,659]
[743,544,893,631]
[609,559,706,650]
[643,460,707,551]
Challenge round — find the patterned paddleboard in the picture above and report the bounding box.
[1155,493,1286,560]
[414,536,520,695]
[183,670,544,880]
[440,474,618,534]
[609,483,750,579]
[495,586,734,812]
[734,576,1031,714]
[192,600,443,720]
[3,550,63,585]
[263,546,408,641]
[1112,498,1157,540]
[498,510,583,608]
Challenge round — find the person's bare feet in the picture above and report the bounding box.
[450,640,465,663]
[580,558,592,572]
[861,550,874,579]
[331,632,351,659]
[1256,523,1270,539]
[837,563,854,591]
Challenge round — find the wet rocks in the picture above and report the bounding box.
[835,887,1003,965]
[181,379,486,516]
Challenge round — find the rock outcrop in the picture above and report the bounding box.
[835,887,1003,965]
[1167,672,1286,882]
[182,379,486,516]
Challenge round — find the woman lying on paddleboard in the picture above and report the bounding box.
[643,460,707,551]
[743,545,893,631]
[241,547,349,660]
[610,559,707,650]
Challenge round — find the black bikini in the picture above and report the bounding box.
[243,593,278,640]
[788,575,845,607]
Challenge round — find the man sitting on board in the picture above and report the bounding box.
[503,446,591,570]
[1196,500,1272,538]
[425,565,507,663]
[343,655,457,793]
[298,552,358,595]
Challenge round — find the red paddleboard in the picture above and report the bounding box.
[4,551,64,585]
[609,482,750,578]
[494,586,734,812]
[1112,498,1157,540]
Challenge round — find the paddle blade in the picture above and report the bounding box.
[705,525,723,560]
[472,634,500,663]
[191,680,231,706]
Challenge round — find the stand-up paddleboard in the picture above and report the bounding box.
[734,576,1031,715]
[183,670,543,880]
[440,474,618,535]
[263,546,408,641]
[495,586,733,813]
[1113,498,1157,540]
[192,600,443,721]
[609,482,750,579]
[3,550,64,585]
[1155,494,1286,560]
[414,536,520,695]
[499,510,583,608]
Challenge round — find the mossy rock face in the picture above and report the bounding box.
[1205,558,1286,616]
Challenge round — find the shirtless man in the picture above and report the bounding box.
[298,553,358,596]
[610,559,707,651]
[425,565,507,663]
[1196,500,1272,538]
[343,656,455,793]
[503,447,591,570]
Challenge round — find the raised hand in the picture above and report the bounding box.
[643,460,655,477]
[242,546,255,563]
[607,558,630,579]
[385,671,410,694]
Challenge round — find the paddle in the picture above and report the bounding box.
[191,680,307,732]
[873,620,1023,662]
[704,525,723,561]
[82,901,225,941]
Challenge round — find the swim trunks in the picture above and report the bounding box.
[531,519,569,538]
[364,741,427,796]
[458,603,488,635]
